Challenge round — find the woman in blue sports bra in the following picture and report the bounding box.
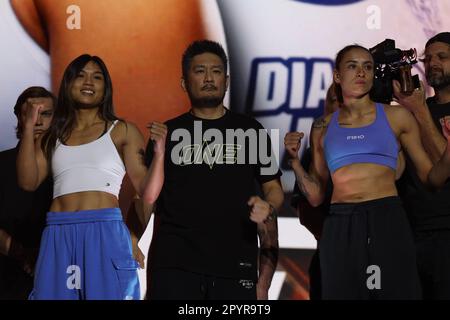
[16,54,167,300]
[285,45,450,300]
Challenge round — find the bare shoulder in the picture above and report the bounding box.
[384,105,417,136]
[384,104,416,128]
[112,120,144,144]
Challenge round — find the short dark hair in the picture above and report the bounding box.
[334,44,372,103]
[14,86,56,139]
[181,40,228,79]
[425,32,450,48]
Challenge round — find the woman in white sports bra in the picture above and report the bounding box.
[16,54,166,300]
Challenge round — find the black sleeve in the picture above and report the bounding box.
[0,151,16,230]
[0,152,7,228]
[255,122,282,185]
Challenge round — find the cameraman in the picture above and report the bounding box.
[395,32,450,300]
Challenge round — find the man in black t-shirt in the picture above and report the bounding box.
[395,32,450,299]
[142,40,283,300]
[0,87,54,299]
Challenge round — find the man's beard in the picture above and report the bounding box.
[187,91,225,109]
[427,69,450,90]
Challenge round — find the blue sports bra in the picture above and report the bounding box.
[323,103,398,173]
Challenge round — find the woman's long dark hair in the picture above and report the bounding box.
[42,54,119,162]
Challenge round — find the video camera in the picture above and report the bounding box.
[369,39,420,104]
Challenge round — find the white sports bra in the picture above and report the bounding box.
[52,120,126,199]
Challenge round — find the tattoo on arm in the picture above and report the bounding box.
[295,171,319,199]
[258,222,279,273]
[298,178,310,198]
[312,117,327,129]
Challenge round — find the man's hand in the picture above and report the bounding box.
[22,248,38,276]
[146,122,168,155]
[130,231,145,269]
[24,98,44,130]
[248,196,271,224]
[440,116,450,139]
[132,243,145,269]
[393,79,427,115]
[8,238,38,276]
[440,116,450,162]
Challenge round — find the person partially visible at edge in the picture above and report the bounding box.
[395,32,450,299]
[0,86,54,299]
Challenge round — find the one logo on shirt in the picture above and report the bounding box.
[177,140,241,169]
[170,121,279,175]
[346,134,365,140]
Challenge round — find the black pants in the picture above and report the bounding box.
[319,196,421,300]
[308,249,322,300]
[148,268,257,300]
[415,229,450,299]
[0,258,33,300]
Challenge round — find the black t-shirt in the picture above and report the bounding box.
[397,98,450,231]
[0,146,52,298]
[145,110,281,280]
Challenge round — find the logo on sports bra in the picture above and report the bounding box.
[347,134,365,140]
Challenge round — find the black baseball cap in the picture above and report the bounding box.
[426,32,450,48]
